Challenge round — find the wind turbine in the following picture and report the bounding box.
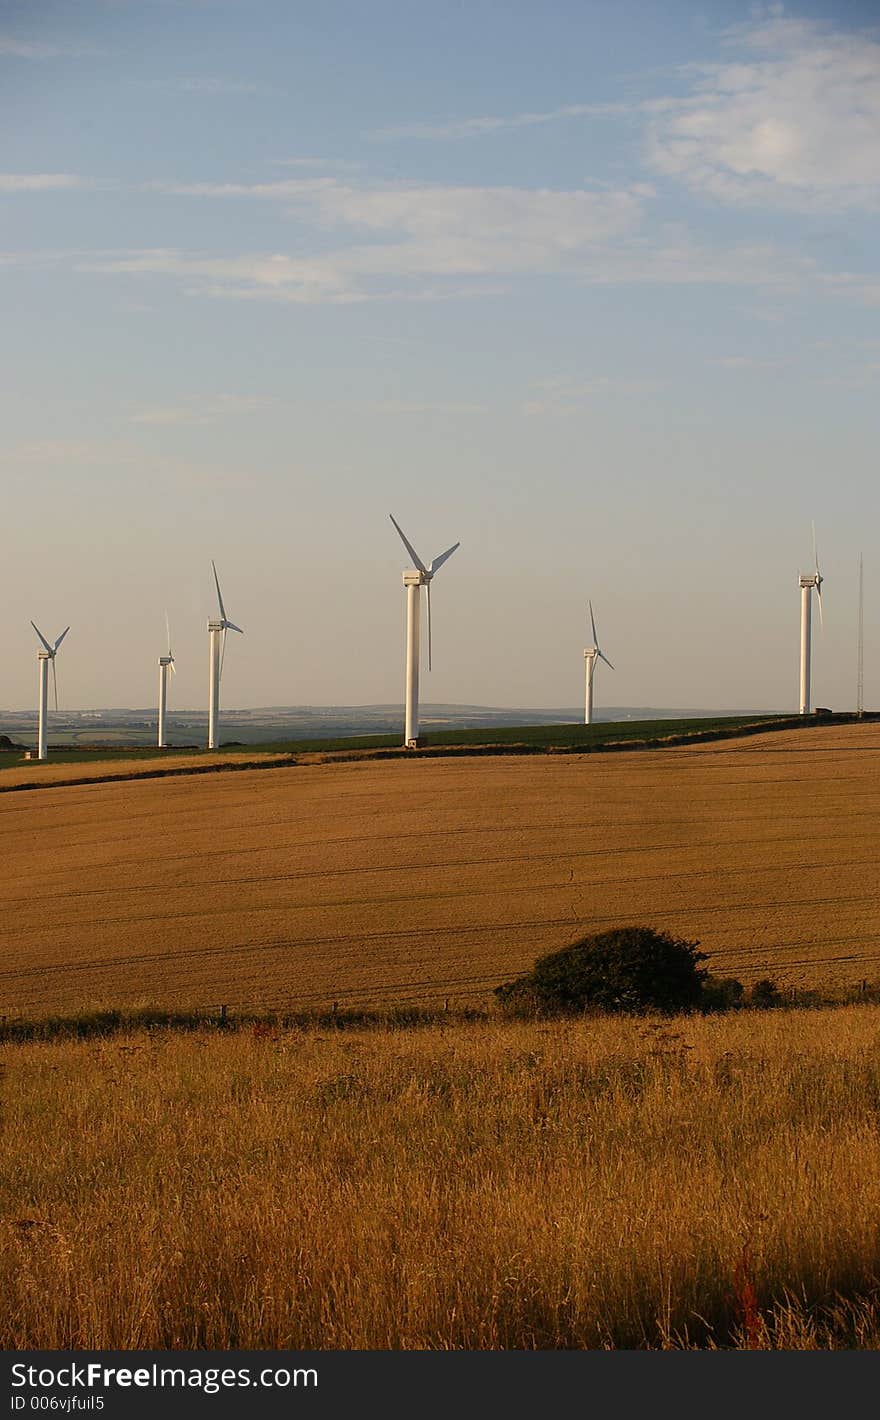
[207,561,243,750]
[30,622,69,761]
[583,601,613,726]
[158,613,175,749]
[798,524,823,715]
[389,514,460,747]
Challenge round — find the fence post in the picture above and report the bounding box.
[219,1004,227,1026]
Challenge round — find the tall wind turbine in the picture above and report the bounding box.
[583,601,613,726]
[798,524,823,715]
[30,622,69,761]
[389,514,460,747]
[158,613,175,749]
[207,561,243,750]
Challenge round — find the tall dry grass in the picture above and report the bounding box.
[4,1005,880,1349]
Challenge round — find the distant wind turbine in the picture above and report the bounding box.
[798,524,823,715]
[208,561,243,750]
[389,514,460,747]
[30,621,69,761]
[158,612,175,749]
[583,601,613,726]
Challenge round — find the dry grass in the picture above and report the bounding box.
[2,722,880,1016]
[4,1006,880,1349]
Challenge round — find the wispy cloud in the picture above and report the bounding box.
[130,394,276,425]
[372,102,630,141]
[0,37,102,59]
[93,177,647,303]
[0,173,92,192]
[710,355,782,368]
[522,375,662,415]
[357,400,490,415]
[266,157,363,171]
[647,16,880,210]
[2,439,135,465]
[135,77,268,96]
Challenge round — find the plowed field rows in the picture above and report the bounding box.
[3,722,879,1015]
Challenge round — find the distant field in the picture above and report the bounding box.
[2,720,879,1017]
[0,712,799,785]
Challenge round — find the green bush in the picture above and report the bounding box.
[495,926,708,1017]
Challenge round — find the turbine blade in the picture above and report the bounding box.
[52,657,58,712]
[816,584,824,629]
[168,656,176,677]
[589,599,598,649]
[212,560,227,622]
[165,610,172,658]
[429,541,460,575]
[812,520,820,579]
[599,651,614,670]
[53,626,70,653]
[426,579,433,672]
[31,622,53,655]
[224,620,244,634]
[389,514,428,575]
[219,625,228,685]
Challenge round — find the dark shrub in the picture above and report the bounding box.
[495,926,708,1017]
[701,974,746,1012]
[748,977,783,1008]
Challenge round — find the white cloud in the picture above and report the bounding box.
[130,394,276,425]
[0,173,91,192]
[91,178,647,302]
[647,16,880,209]
[372,102,630,141]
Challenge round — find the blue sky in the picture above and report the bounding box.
[2,0,879,712]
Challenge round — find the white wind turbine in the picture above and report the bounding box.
[207,561,243,750]
[30,622,69,761]
[158,613,175,749]
[798,524,823,715]
[583,600,613,725]
[389,514,460,747]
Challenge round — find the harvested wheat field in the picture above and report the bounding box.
[2,721,880,1017]
[5,1006,880,1349]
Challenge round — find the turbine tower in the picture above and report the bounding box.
[30,622,69,761]
[207,561,243,750]
[798,525,823,715]
[583,600,613,726]
[158,613,175,749]
[389,514,460,748]
[857,552,864,719]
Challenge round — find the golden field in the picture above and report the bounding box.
[5,1006,880,1349]
[2,721,880,1016]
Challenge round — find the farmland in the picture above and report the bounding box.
[5,1005,880,1349]
[1,719,879,1018]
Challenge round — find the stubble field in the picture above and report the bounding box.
[2,721,880,1018]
